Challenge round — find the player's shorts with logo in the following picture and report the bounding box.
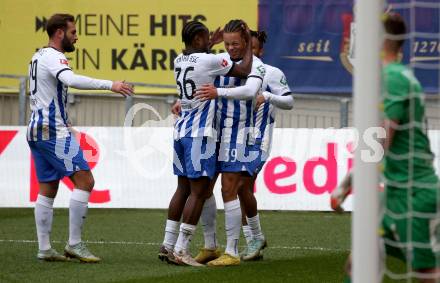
[28,135,90,182]
[216,142,260,175]
[173,136,217,179]
[381,183,440,269]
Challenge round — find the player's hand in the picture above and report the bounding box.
[330,171,352,213]
[112,80,134,97]
[209,27,224,48]
[171,100,181,116]
[255,93,266,111]
[195,84,218,101]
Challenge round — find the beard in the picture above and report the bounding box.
[62,35,75,52]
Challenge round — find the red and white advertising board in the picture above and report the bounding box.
[1,127,439,211]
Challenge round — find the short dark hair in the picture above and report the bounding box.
[250,30,267,48]
[383,12,406,50]
[181,21,208,45]
[46,13,75,38]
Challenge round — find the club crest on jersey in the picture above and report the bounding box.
[221,59,229,67]
[59,59,69,66]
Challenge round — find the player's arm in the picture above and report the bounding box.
[195,76,262,101]
[47,55,133,97]
[57,70,133,97]
[382,119,398,151]
[256,68,294,110]
[171,99,181,116]
[381,71,408,151]
[198,58,265,101]
[259,91,294,110]
[208,27,223,50]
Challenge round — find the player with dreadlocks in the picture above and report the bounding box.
[158,20,253,266]
[192,20,268,266]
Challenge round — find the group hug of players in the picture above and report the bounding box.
[158,19,294,266]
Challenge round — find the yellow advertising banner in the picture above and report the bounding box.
[0,0,257,90]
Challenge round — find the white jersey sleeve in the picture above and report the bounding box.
[262,66,293,109]
[262,90,294,109]
[45,51,112,90]
[44,52,72,79]
[248,56,266,81]
[265,66,291,96]
[216,56,264,100]
[58,70,113,90]
[206,53,233,76]
[217,77,262,100]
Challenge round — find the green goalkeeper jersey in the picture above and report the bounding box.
[382,62,438,185]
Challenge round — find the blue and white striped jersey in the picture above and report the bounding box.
[27,47,73,141]
[253,64,291,153]
[173,52,233,140]
[215,54,265,145]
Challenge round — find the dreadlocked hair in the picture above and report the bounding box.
[224,19,248,39]
[250,30,267,47]
[181,21,208,45]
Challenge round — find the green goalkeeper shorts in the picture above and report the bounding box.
[381,184,440,270]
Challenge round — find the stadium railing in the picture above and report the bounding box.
[1,73,439,129]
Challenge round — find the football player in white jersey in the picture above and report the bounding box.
[27,14,133,262]
[158,20,253,266]
[192,20,267,266]
[238,31,294,261]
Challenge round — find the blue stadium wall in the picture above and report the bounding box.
[259,0,440,94]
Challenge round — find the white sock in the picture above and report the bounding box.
[242,225,253,245]
[69,189,90,246]
[35,194,54,251]
[163,219,180,250]
[201,195,218,249]
[174,223,196,254]
[224,199,241,257]
[247,214,265,241]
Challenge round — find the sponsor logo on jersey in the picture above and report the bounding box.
[280,75,288,86]
[59,59,69,65]
[221,59,229,67]
[257,65,266,77]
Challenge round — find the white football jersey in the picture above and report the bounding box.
[27,47,73,141]
[216,54,265,145]
[253,64,291,153]
[173,52,233,139]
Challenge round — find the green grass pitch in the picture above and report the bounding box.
[0,208,359,282]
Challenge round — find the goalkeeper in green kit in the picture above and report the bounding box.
[331,13,440,282]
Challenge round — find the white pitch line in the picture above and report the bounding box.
[0,239,348,252]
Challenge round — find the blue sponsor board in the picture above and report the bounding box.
[259,0,440,94]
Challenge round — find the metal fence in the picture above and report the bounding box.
[1,74,440,129]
